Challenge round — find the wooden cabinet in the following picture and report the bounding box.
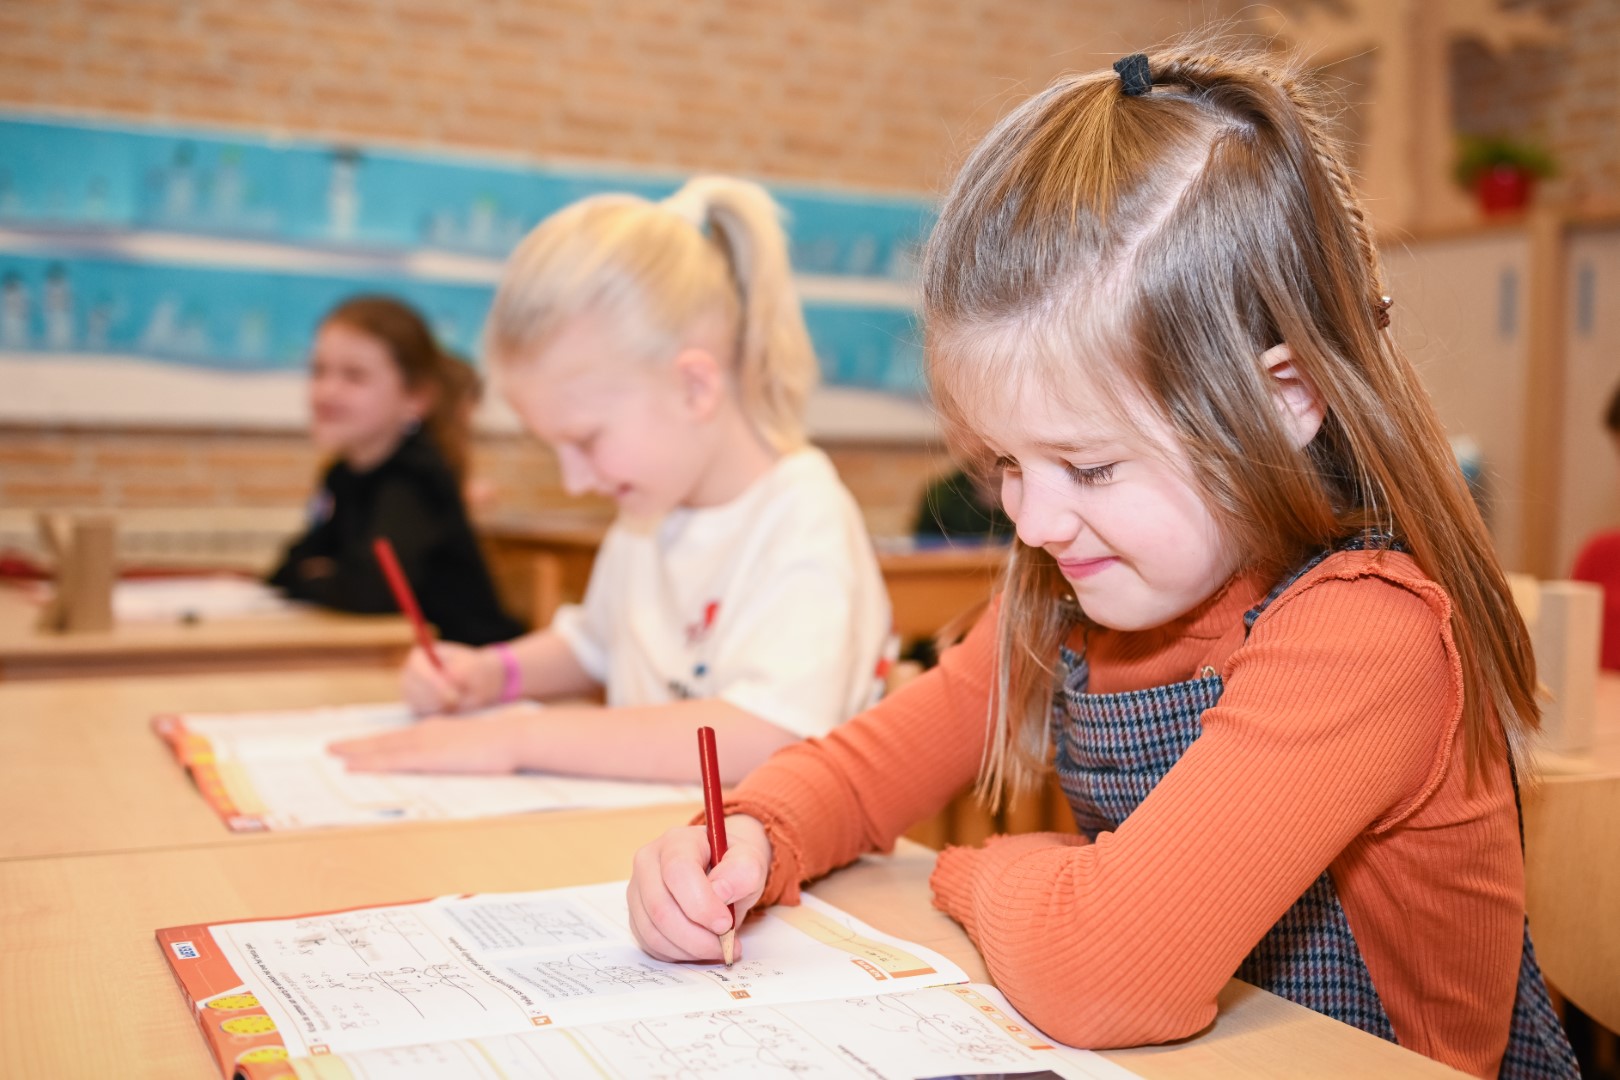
[1382,215,1620,576]
[1383,229,1534,568]
[1556,226,1620,575]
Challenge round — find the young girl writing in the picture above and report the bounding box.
[625,46,1577,1079]
[332,177,890,785]
[269,295,520,646]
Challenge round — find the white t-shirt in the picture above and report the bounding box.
[550,447,891,739]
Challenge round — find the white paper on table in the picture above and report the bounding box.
[166,703,700,830]
[200,882,1137,1079]
[114,576,295,622]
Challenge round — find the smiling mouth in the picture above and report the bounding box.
[1055,556,1116,579]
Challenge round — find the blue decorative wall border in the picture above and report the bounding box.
[0,115,931,395]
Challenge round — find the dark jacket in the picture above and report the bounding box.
[268,430,522,646]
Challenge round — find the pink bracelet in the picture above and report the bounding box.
[494,642,524,704]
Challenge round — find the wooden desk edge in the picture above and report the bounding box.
[0,810,1460,1077]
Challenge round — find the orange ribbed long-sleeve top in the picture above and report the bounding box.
[724,550,1525,1078]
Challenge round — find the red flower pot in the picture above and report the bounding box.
[1474,165,1535,215]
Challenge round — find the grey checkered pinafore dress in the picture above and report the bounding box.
[1050,541,1579,1079]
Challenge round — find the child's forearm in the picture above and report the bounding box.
[503,629,602,702]
[508,699,801,784]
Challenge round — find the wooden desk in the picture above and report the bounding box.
[0,667,401,860]
[0,586,413,681]
[1581,671,1620,774]
[878,543,1004,641]
[0,806,1459,1078]
[1521,672,1620,1030]
[478,516,606,631]
[479,514,1006,641]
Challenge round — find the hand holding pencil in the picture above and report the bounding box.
[398,641,493,715]
[373,537,499,715]
[625,739,773,965]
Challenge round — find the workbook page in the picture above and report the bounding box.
[178,702,420,760]
[193,883,970,1059]
[286,984,1140,1080]
[159,703,700,829]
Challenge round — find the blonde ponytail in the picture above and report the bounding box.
[486,176,818,453]
[662,177,818,452]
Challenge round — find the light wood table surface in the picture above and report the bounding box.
[0,586,413,681]
[478,513,1006,641]
[0,805,1461,1079]
[0,667,402,860]
[1521,671,1620,1031]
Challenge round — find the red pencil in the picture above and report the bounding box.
[697,725,736,966]
[372,537,444,673]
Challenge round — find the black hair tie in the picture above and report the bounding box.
[1114,53,1152,97]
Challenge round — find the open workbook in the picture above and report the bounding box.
[158,880,1137,1080]
[153,703,700,831]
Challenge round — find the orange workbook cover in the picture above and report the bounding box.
[157,896,405,1080]
[152,711,266,831]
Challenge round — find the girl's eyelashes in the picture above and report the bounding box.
[1063,461,1116,486]
[990,454,1114,486]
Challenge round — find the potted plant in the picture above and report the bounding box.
[1455,134,1557,216]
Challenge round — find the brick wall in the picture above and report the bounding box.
[5,1,1606,201]
[0,0,1203,194]
[4,0,1615,537]
[1452,0,1620,211]
[0,0,1198,535]
[0,424,950,543]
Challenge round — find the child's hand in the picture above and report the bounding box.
[400,642,500,715]
[329,713,522,774]
[628,815,772,963]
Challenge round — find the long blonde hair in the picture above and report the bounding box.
[484,176,818,452]
[922,42,1539,803]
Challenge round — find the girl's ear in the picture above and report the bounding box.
[672,346,725,420]
[1263,343,1325,449]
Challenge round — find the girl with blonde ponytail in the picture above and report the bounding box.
[333,177,890,786]
[626,43,1576,1079]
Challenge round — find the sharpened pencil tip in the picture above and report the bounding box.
[720,928,737,967]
